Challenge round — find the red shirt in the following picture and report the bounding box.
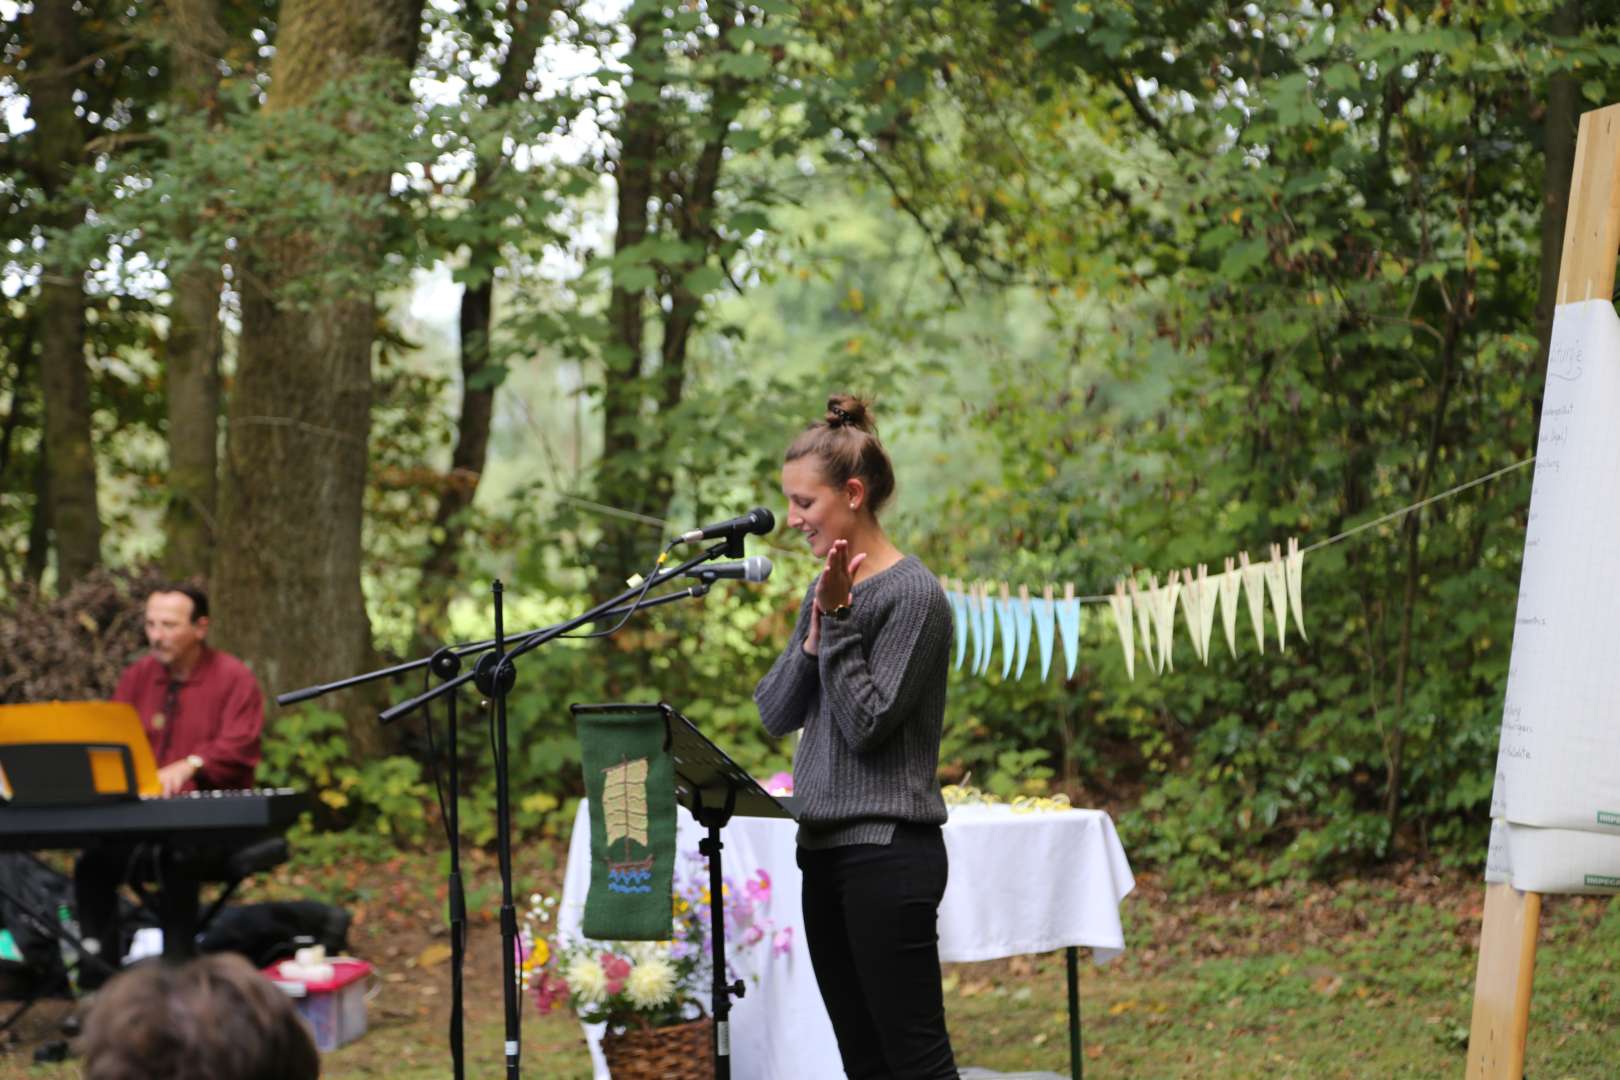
[113,645,264,792]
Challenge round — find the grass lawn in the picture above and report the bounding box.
[3,839,1616,1078]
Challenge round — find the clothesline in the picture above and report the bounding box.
[542,454,1537,594]
[1041,454,1537,603]
[943,455,1537,682]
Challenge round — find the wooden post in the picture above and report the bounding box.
[1467,883,1542,1078]
[1465,100,1620,1079]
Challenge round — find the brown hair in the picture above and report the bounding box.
[80,953,320,1080]
[784,394,896,515]
[149,581,209,621]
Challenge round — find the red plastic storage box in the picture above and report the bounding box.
[265,957,373,1052]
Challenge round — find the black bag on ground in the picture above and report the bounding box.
[197,900,352,968]
[0,853,72,997]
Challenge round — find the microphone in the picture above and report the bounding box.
[678,507,775,545]
[688,556,773,583]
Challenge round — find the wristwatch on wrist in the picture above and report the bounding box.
[823,599,853,620]
[185,754,205,773]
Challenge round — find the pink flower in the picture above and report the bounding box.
[746,870,771,902]
[765,771,793,796]
[772,927,793,956]
[601,953,631,996]
[532,974,570,1013]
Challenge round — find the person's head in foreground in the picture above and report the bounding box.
[80,952,319,1080]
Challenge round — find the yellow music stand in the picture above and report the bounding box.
[0,702,160,803]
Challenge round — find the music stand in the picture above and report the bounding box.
[570,703,795,1080]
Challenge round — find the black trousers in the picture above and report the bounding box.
[797,824,958,1080]
[72,843,151,989]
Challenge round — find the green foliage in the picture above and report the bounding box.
[259,708,433,846]
[764,0,1620,886]
[17,0,1620,891]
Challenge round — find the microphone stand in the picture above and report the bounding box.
[276,540,738,1079]
[427,647,468,1080]
[275,586,712,708]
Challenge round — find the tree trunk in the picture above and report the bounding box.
[29,2,100,590]
[590,6,749,603]
[211,0,423,760]
[417,1,552,638]
[591,13,661,603]
[1529,0,1582,433]
[161,0,228,581]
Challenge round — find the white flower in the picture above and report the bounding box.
[624,940,668,965]
[566,956,608,1004]
[624,956,677,1009]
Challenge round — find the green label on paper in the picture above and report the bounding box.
[1583,874,1620,889]
[1597,811,1620,826]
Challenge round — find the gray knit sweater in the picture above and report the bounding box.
[753,555,953,848]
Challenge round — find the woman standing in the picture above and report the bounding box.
[754,395,958,1078]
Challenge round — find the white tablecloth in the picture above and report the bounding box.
[559,800,1134,1079]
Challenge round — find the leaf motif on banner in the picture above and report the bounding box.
[602,757,650,852]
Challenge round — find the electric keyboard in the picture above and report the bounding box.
[0,788,307,851]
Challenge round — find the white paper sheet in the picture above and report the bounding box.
[1489,299,1620,891]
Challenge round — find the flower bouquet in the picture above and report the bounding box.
[520,851,792,1077]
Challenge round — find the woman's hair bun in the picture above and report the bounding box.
[786,391,895,516]
[825,395,874,433]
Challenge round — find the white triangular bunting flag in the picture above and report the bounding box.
[1177,567,1204,663]
[1196,563,1219,664]
[1239,551,1266,654]
[1264,543,1289,652]
[1286,537,1307,641]
[1109,580,1134,680]
[1154,570,1180,672]
[1219,557,1242,658]
[1129,577,1158,674]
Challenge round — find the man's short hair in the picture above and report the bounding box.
[79,953,319,1080]
[149,582,209,622]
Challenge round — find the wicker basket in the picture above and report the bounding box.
[601,1016,714,1080]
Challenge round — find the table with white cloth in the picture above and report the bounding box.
[559,800,1135,1079]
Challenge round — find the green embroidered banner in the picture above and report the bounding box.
[576,705,676,940]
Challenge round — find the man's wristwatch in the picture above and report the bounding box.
[822,599,853,620]
[185,754,205,773]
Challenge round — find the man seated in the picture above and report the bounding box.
[73,583,265,986]
[111,582,263,796]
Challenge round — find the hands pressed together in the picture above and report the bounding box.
[803,539,866,657]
